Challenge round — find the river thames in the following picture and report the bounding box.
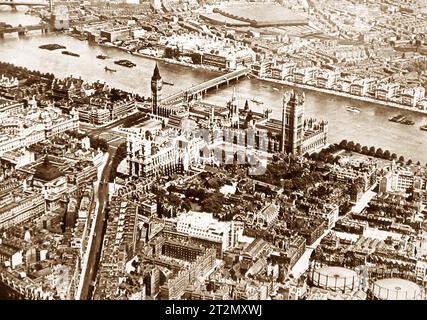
[1,10,427,163]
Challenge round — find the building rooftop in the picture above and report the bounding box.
[33,156,64,182]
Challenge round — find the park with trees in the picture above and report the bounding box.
[308,139,422,167]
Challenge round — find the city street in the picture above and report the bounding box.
[79,147,116,300]
[291,186,378,279]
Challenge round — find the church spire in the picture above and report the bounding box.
[152,63,161,81]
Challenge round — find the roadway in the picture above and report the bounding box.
[79,147,116,300]
[291,185,378,278]
[162,67,251,104]
[81,112,149,135]
[76,110,150,299]
[79,113,150,149]
[86,113,146,136]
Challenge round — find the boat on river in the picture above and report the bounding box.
[389,114,406,123]
[346,106,361,113]
[114,59,136,68]
[388,114,414,125]
[104,66,116,72]
[251,97,264,104]
[39,44,66,51]
[401,119,415,125]
[61,50,80,57]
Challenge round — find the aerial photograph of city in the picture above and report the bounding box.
[1,0,427,305]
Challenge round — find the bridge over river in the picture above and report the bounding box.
[162,67,251,105]
[0,22,50,37]
[0,0,48,9]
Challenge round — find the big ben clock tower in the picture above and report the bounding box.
[151,63,162,115]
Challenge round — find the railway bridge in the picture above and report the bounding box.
[0,22,50,38]
[0,0,49,10]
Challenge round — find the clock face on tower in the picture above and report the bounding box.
[151,80,162,92]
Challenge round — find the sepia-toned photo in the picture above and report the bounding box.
[0,0,427,303]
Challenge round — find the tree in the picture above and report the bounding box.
[151,185,165,197]
[383,150,391,160]
[406,159,413,165]
[391,153,398,160]
[311,152,319,161]
[167,194,182,207]
[347,141,355,151]
[201,192,224,213]
[182,200,192,212]
[99,139,109,152]
[318,150,327,162]
[67,130,86,140]
[328,143,339,153]
[205,177,223,189]
[398,155,405,163]
[326,154,335,164]
[281,180,293,194]
[354,143,362,153]
[312,172,323,182]
[375,148,384,159]
[368,146,376,156]
[339,201,353,216]
[339,140,348,149]
[184,188,206,200]
[292,177,307,191]
[361,146,369,154]
[90,136,109,152]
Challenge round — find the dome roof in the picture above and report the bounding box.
[33,156,63,181]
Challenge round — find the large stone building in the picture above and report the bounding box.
[0,182,44,230]
[379,162,427,206]
[0,75,19,93]
[212,90,328,156]
[51,5,69,31]
[51,77,83,100]
[281,90,328,155]
[0,102,79,155]
[126,128,204,178]
[100,27,130,43]
[162,211,231,258]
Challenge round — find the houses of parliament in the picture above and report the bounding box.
[126,64,329,178]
